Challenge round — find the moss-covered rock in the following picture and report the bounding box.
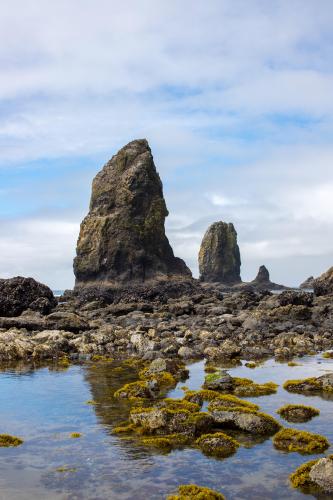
[284,374,333,394]
[114,380,156,399]
[290,455,333,493]
[141,434,192,452]
[207,395,259,411]
[0,434,23,447]
[167,484,225,500]
[209,406,281,435]
[233,378,278,397]
[273,428,329,454]
[277,404,320,423]
[203,370,234,391]
[196,432,239,458]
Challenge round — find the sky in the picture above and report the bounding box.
[1,0,333,289]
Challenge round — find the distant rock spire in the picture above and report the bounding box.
[198,221,241,284]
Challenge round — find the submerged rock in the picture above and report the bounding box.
[199,222,241,284]
[74,139,191,286]
[167,484,225,500]
[0,276,56,317]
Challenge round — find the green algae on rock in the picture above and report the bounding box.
[70,432,82,438]
[0,434,23,447]
[277,404,320,423]
[167,484,225,500]
[283,374,333,394]
[141,434,191,452]
[273,428,329,454]
[233,378,278,397]
[196,432,239,458]
[207,394,259,411]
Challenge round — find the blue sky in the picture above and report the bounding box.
[1,0,333,288]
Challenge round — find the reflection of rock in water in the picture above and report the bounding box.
[84,362,136,426]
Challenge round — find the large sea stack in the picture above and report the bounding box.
[199,222,241,284]
[74,139,191,286]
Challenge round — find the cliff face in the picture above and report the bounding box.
[198,222,241,284]
[74,139,191,286]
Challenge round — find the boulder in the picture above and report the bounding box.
[313,267,333,296]
[309,456,333,493]
[74,139,191,286]
[209,407,280,435]
[199,222,241,284]
[0,276,56,317]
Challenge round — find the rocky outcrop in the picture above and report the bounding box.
[300,276,315,289]
[0,277,56,317]
[250,265,287,291]
[74,139,191,286]
[313,267,333,296]
[253,265,270,284]
[199,222,241,284]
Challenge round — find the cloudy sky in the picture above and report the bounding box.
[1,0,333,289]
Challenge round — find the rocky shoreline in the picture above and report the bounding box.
[0,277,333,363]
[0,139,332,365]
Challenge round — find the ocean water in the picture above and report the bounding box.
[0,355,332,499]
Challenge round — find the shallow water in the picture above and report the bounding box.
[0,355,332,499]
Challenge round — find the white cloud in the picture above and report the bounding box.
[1,0,333,287]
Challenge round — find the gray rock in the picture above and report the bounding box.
[199,221,241,284]
[309,456,333,492]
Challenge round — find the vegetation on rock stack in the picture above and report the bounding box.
[74,139,191,285]
[167,484,225,500]
[198,221,241,284]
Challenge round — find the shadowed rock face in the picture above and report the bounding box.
[199,222,241,284]
[253,265,270,284]
[74,139,191,286]
[0,276,56,317]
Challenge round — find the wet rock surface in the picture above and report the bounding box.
[0,283,332,362]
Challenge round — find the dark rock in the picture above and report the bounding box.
[0,277,56,317]
[253,265,270,283]
[313,267,333,296]
[199,222,241,284]
[74,139,191,286]
[278,290,313,307]
[251,265,287,291]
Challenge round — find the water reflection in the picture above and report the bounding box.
[0,355,331,499]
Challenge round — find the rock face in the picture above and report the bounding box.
[74,139,191,286]
[300,276,315,289]
[253,265,270,284]
[199,222,241,284]
[313,267,333,296]
[0,277,56,317]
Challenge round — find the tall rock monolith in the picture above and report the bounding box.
[74,139,191,286]
[199,222,241,284]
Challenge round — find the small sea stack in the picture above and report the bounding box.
[198,222,241,284]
